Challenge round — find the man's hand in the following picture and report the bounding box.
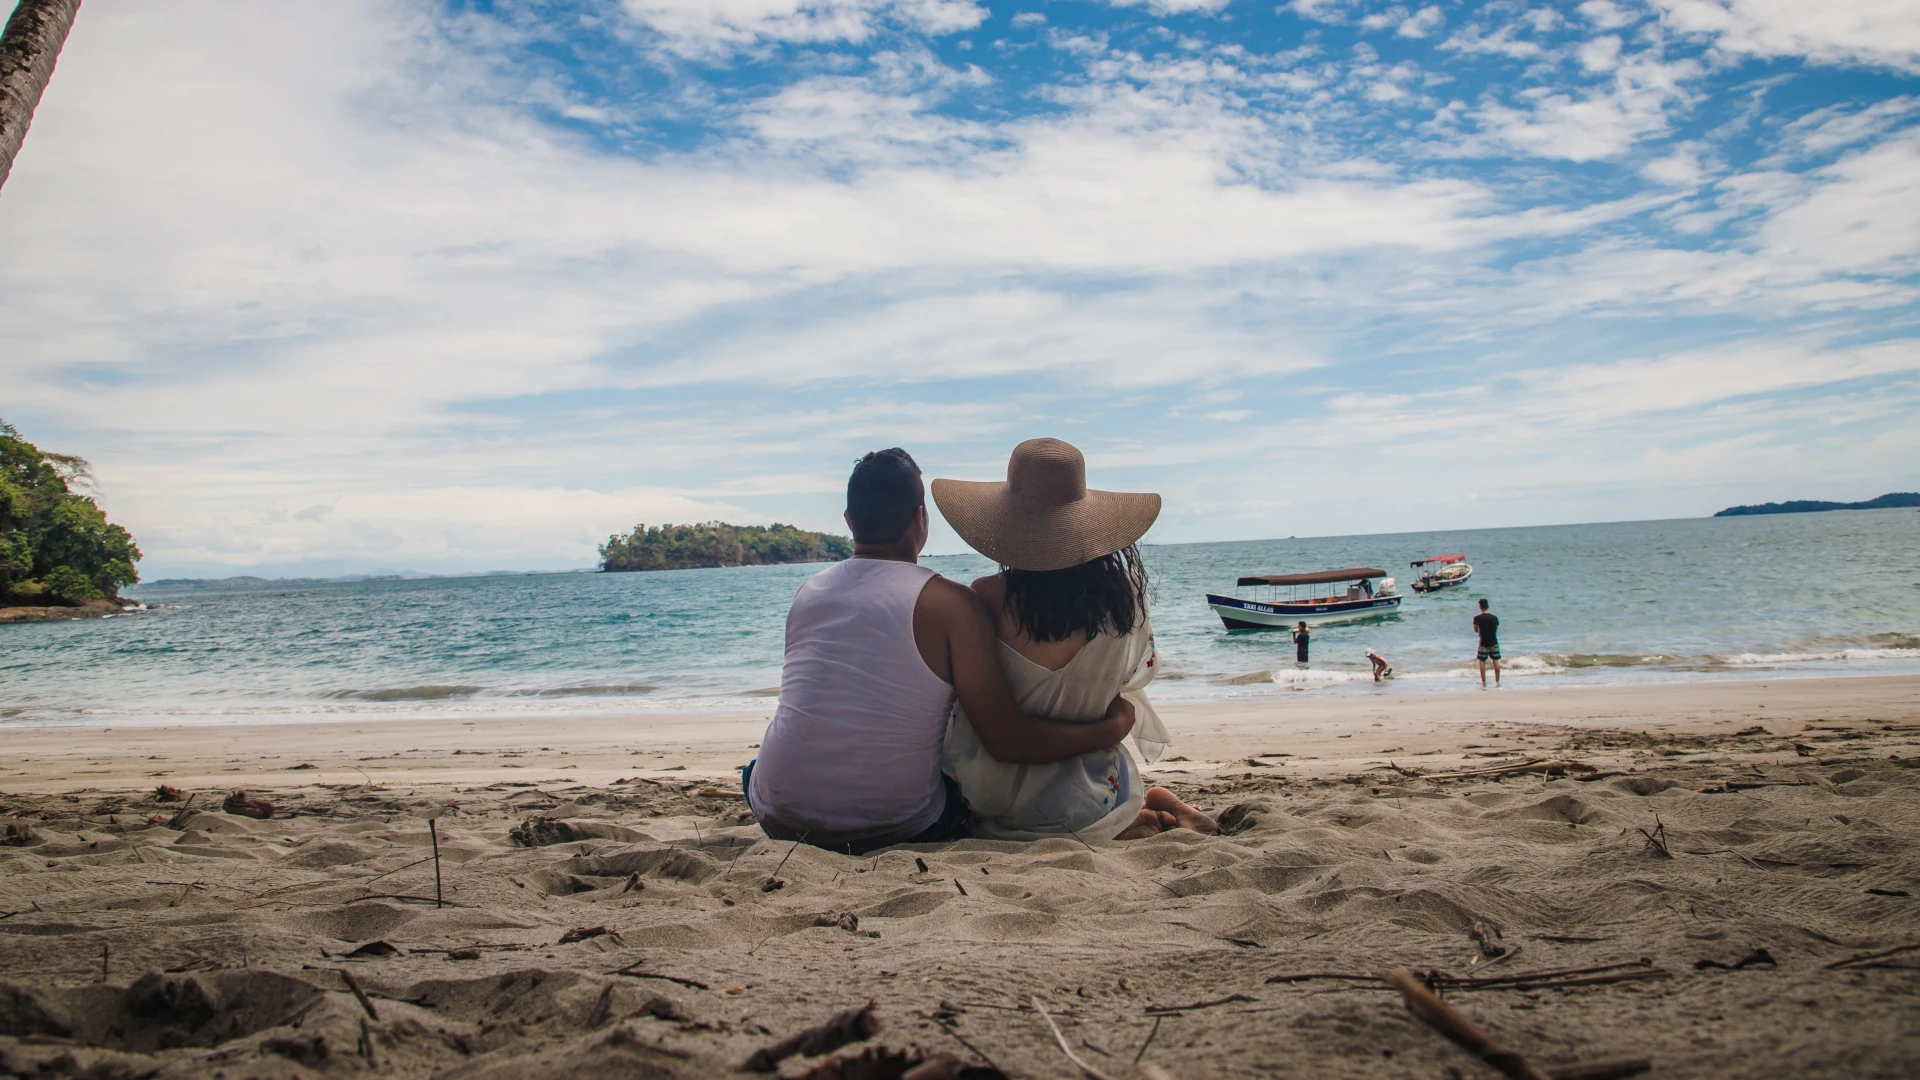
[1101,693,1137,744]
[914,577,1135,765]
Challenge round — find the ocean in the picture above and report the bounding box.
[4,509,1917,728]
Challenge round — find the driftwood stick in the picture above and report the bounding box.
[428,819,442,909]
[1444,960,1653,988]
[1546,1060,1652,1080]
[606,962,710,990]
[1419,759,1592,782]
[1145,993,1256,1014]
[741,1000,880,1072]
[342,893,461,907]
[1825,943,1920,970]
[337,969,380,1021]
[1382,968,1551,1080]
[1133,1014,1163,1064]
[1031,995,1116,1080]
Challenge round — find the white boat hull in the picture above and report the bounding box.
[1205,593,1403,629]
[1411,565,1473,593]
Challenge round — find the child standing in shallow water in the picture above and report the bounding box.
[1291,621,1310,664]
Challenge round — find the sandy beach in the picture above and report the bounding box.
[3,674,1918,1077]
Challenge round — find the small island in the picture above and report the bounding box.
[1714,493,1920,517]
[1,421,144,623]
[599,521,852,572]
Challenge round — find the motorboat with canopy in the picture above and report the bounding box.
[1205,568,1401,629]
[1409,553,1472,593]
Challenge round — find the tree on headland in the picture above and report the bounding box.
[599,522,851,572]
[1,420,141,604]
[0,0,84,193]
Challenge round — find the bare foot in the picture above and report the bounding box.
[1144,787,1218,835]
[1114,808,1166,841]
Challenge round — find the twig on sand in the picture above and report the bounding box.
[1681,848,1766,869]
[428,818,443,909]
[1637,815,1671,859]
[935,1017,1002,1074]
[1381,967,1552,1080]
[354,854,437,889]
[337,969,380,1021]
[1039,813,1099,855]
[1031,995,1117,1080]
[1825,943,1920,970]
[1145,993,1255,1014]
[606,961,709,990]
[1133,1015,1163,1064]
[343,893,462,907]
[1546,1061,1652,1080]
[1266,971,1379,985]
[1268,960,1667,994]
[1419,759,1594,782]
[741,1000,880,1072]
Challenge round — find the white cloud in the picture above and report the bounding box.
[1398,6,1446,39]
[1465,49,1699,161]
[618,0,985,55]
[1578,0,1638,31]
[1653,0,1920,72]
[1775,96,1920,157]
[2,0,1917,568]
[1105,0,1232,14]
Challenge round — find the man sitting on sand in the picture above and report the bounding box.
[743,448,1136,854]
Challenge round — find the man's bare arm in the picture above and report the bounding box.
[916,578,1133,765]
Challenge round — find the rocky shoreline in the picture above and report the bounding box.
[0,597,144,625]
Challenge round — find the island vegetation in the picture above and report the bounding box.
[1715,493,1920,517]
[1,420,142,610]
[599,521,852,572]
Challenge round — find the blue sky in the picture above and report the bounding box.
[2,0,1917,577]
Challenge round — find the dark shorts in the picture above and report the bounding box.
[1478,645,1501,661]
[740,761,968,856]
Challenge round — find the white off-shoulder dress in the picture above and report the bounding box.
[944,621,1172,842]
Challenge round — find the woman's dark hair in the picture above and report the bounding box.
[846,447,923,544]
[1001,544,1149,644]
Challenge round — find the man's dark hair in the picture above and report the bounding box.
[846,448,923,544]
[1003,544,1149,644]
[1479,598,1489,610]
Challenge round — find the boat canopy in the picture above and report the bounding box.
[1237,567,1388,587]
[1410,554,1466,567]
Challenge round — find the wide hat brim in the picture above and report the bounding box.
[931,479,1160,572]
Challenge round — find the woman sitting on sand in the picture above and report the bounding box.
[931,438,1216,842]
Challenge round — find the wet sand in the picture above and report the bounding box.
[3,675,1917,1077]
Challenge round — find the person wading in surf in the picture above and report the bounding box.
[1474,598,1501,687]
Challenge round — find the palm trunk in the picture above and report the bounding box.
[0,0,83,194]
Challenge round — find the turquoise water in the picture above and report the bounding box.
[4,509,1917,728]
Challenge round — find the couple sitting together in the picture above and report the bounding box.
[743,438,1215,854]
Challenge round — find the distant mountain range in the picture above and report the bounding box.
[1715,493,1920,517]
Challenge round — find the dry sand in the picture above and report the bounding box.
[3,675,1918,1078]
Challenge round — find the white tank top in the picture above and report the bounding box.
[748,558,956,842]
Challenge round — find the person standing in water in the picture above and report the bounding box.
[1473,598,1501,687]
[1291,621,1310,664]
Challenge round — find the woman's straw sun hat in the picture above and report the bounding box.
[931,438,1160,572]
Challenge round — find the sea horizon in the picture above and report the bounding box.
[123,501,1915,586]
[3,507,1912,731]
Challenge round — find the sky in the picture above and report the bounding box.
[1,0,1917,578]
